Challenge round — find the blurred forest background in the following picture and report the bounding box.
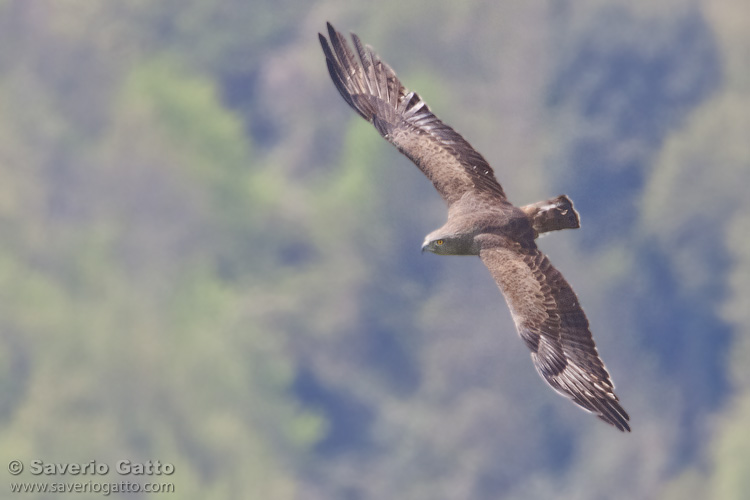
[0,0,748,498]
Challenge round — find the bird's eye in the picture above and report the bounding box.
[436,239,444,246]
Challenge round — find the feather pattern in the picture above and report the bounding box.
[320,23,508,206]
[479,241,630,432]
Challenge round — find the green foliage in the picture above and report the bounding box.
[710,396,750,500]
[642,91,750,291]
[115,57,254,216]
[0,14,322,497]
[0,0,748,498]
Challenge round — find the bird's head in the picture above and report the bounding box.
[421,236,449,255]
[421,232,477,255]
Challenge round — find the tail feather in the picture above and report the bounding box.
[521,195,580,238]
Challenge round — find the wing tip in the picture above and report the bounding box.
[601,414,631,432]
[326,21,336,39]
[601,400,631,432]
[318,32,328,50]
[581,383,632,432]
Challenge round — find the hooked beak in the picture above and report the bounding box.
[421,242,429,254]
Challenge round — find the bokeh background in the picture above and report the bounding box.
[1,0,749,498]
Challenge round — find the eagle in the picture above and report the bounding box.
[319,23,630,432]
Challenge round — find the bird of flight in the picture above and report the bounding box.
[319,23,630,432]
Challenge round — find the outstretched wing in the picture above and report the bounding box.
[479,240,630,432]
[319,22,508,207]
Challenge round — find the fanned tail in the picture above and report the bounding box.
[521,195,580,238]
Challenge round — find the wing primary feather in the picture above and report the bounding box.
[320,35,364,118]
[351,33,376,96]
[326,23,363,94]
[369,48,391,105]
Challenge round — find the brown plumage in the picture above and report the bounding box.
[319,23,630,432]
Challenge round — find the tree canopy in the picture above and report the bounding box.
[0,0,747,498]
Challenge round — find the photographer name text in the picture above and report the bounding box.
[15,460,174,476]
